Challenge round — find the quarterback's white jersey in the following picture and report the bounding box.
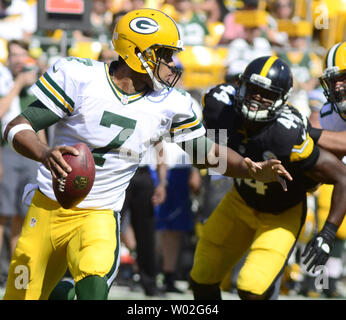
[30,57,205,211]
[319,102,346,163]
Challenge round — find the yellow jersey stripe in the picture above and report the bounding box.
[39,76,73,113]
[170,118,200,132]
[290,134,314,162]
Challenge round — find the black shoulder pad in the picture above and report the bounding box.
[273,107,319,169]
[202,84,236,129]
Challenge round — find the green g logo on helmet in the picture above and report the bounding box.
[129,17,159,34]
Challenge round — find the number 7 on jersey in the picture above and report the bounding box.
[92,111,137,167]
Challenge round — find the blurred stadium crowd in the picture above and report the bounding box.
[0,0,345,299]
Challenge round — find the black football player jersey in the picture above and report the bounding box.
[202,84,320,213]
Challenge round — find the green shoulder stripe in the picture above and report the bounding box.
[43,73,75,109]
[36,80,71,115]
[170,121,203,138]
[171,109,198,129]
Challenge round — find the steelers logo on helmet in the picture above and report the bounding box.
[129,17,159,34]
[235,56,293,122]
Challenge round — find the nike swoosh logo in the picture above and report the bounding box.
[53,64,59,73]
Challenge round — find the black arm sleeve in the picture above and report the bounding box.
[307,120,323,143]
[21,99,61,132]
[309,127,323,143]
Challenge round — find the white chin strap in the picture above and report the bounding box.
[137,52,165,91]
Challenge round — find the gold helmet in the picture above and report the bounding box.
[320,42,346,114]
[112,9,184,90]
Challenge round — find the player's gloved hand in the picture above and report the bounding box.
[302,221,338,273]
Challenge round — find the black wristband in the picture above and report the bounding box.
[310,127,323,143]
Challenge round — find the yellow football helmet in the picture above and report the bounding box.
[319,42,346,114]
[112,8,184,90]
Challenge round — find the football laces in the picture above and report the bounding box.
[57,177,66,192]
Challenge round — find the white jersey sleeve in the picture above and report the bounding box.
[168,89,205,143]
[30,57,93,118]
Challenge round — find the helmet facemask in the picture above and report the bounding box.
[320,69,346,115]
[137,46,182,91]
[235,74,289,122]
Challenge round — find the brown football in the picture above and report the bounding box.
[53,142,95,209]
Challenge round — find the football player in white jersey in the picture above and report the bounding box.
[311,41,346,158]
[3,9,291,300]
[307,41,346,297]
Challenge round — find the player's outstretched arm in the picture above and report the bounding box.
[179,136,292,190]
[316,129,346,159]
[302,147,346,273]
[304,147,346,227]
[210,142,292,191]
[4,115,79,179]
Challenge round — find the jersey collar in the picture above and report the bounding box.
[104,64,147,105]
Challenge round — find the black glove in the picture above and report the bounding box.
[302,221,338,273]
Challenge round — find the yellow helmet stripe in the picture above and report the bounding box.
[259,56,278,77]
